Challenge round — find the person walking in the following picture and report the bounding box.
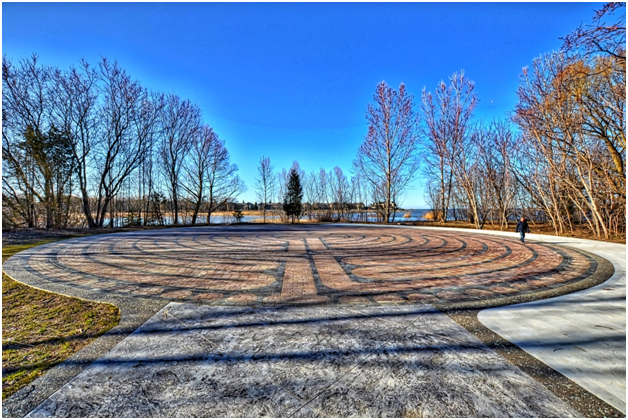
[516,217,530,243]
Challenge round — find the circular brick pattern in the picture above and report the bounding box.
[11,225,605,307]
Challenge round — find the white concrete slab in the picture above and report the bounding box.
[27,304,580,418]
[475,232,626,413]
[341,224,626,413]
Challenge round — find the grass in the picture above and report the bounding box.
[398,220,626,244]
[2,240,120,400]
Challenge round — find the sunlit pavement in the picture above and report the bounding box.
[27,304,579,417]
[4,224,624,416]
[476,233,626,413]
[368,224,626,414]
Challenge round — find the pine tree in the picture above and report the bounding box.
[283,168,303,224]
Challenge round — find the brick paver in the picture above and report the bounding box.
[15,225,599,306]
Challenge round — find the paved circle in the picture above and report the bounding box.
[11,224,602,307]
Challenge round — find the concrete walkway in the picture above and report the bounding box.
[477,234,626,413]
[27,304,579,418]
[370,225,625,413]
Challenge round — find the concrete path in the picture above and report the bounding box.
[27,304,578,418]
[369,224,625,413]
[477,234,626,413]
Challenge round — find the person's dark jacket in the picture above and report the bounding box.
[516,220,530,233]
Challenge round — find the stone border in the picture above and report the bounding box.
[445,308,624,418]
[433,245,614,311]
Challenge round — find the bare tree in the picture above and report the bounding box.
[181,124,220,224]
[424,179,443,221]
[50,59,101,228]
[450,122,482,228]
[3,53,249,231]
[350,173,370,222]
[353,81,421,223]
[204,138,247,223]
[302,171,318,221]
[421,72,478,223]
[133,93,164,226]
[561,2,625,62]
[476,121,516,229]
[158,94,201,225]
[255,156,275,223]
[88,58,157,227]
[315,168,331,221]
[329,166,350,220]
[514,49,625,237]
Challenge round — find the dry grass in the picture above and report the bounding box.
[2,241,120,400]
[396,220,626,244]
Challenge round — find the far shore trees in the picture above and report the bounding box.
[353,82,421,224]
[255,156,275,223]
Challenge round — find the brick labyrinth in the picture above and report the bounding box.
[18,225,598,306]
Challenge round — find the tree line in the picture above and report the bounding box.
[3,3,625,238]
[3,56,245,229]
[419,3,625,238]
[261,3,625,238]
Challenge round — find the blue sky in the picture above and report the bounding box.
[3,2,600,208]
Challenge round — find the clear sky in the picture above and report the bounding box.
[3,2,601,208]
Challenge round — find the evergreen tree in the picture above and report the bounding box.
[17,125,75,229]
[283,167,303,223]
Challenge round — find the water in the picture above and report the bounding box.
[392,209,431,222]
[359,209,431,222]
[302,209,432,223]
[104,209,433,227]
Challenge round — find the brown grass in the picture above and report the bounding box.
[399,220,626,244]
[212,210,267,216]
[2,241,120,400]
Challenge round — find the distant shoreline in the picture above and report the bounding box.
[3,218,624,245]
